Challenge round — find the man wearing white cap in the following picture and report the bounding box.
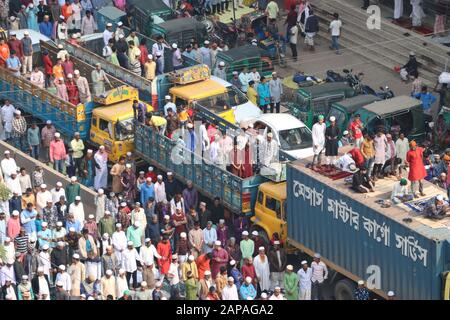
[181,254,198,281]
[222,276,239,300]
[163,95,176,117]
[94,145,109,190]
[269,286,284,300]
[37,221,52,249]
[73,69,91,103]
[239,276,257,300]
[32,266,51,300]
[387,290,396,300]
[311,253,328,300]
[152,35,169,74]
[325,116,341,166]
[116,268,129,299]
[284,264,298,300]
[200,40,212,67]
[85,214,99,238]
[95,188,106,221]
[38,244,51,280]
[66,175,80,205]
[55,264,71,293]
[154,175,167,203]
[49,132,67,173]
[126,220,144,252]
[240,230,254,266]
[354,279,370,300]
[139,238,161,288]
[55,76,69,102]
[100,269,116,300]
[211,240,228,279]
[111,223,127,262]
[1,148,17,179]
[202,220,217,254]
[69,195,84,225]
[51,241,69,271]
[103,22,114,46]
[213,61,227,80]
[297,260,312,300]
[40,119,56,164]
[122,240,142,289]
[144,53,156,81]
[425,194,449,218]
[91,63,111,97]
[51,181,66,204]
[253,246,270,292]
[268,240,287,290]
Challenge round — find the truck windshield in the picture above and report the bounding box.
[195,86,249,113]
[278,126,312,151]
[115,118,134,141]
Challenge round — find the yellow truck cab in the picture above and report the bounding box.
[167,65,261,124]
[89,86,152,162]
[251,181,287,243]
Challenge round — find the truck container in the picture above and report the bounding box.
[286,160,450,300]
[128,0,174,34]
[95,6,126,32]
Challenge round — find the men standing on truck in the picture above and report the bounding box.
[325,116,340,167]
[311,253,328,300]
[171,43,183,71]
[260,132,278,167]
[74,69,91,103]
[406,140,427,198]
[348,114,364,148]
[214,61,227,81]
[91,63,111,96]
[70,132,84,177]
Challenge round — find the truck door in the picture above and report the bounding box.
[264,195,283,241]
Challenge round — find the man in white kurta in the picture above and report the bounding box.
[94,146,108,190]
[69,196,85,224]
[116,269,129,299]
[112,224,128,264]
[311,115,326,168]
[394,0,403,20]
[297,260,312,300]
[410,0,425,26]
[253,247,271,292]
[154,176,167,203]
[36,185,52,212]
[260,133,278,167]
[131,204,147,232]
[51,182,66,204]
[1,151,17,179]
[222,277,239,300]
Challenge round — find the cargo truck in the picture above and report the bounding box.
[250,156,450,299]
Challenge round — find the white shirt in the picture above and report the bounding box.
[391,182,410,199]
[0,265,16,285]
[6,177,22,195]
[170,198,185,215]
[56,272,71,292]
[1,157,17,178]
[121,248,141,272]
[297,267,312,290]
[164,102,176,116]
[39,251,51,275]
[312,122,326,148]
[168,262,180,285]
[269,293,284,300]
[18,174,32,194]
[36,190,52,212]
[38,276,50,297]
[200,124,210,150]
[222,284,239,300]
[112,231,128,252]
[311,261,328,283]
[289,25,299,44]
[51,187,66,204]
[103,29,114,46]
[139,244,161,266]
[102,45,112,58]
[250,71,261,83]
[1,104,16,131]
[69,202,85,224]
[71,2,82,20]
[154,182,167,203]
[329,19,342,36]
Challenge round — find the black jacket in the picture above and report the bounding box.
[305,15,319,33]
[268,248,287,273]
[50,247,69,269]
[13,261,25,282]
[31,275,50,299]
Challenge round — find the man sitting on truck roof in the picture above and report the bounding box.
[351,166,374,193]
[391,178,413,204]
[424,195,450,220]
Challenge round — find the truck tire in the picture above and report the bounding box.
[334,279,356,300]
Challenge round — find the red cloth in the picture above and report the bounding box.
[172,212,187,235]
[157,241,172,275]
[7,218,20,239]
[139,45,148,66]
[66,81,80,105]
[348,120,363,139]
[43,55,53,75]
[349,148,365,167]
[211,248,229,279]
[145,171,157,183]
[284,0,297,10]
[196,253,211,279]
[242,147,253,178]
[242,263,257,282]
[8,39,23,58]
[406,147,426,181]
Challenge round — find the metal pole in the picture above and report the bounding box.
[232,0,236,21]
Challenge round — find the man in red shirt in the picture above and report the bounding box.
[348,114,364,148]
[8,34,23,64]
[42,50,53,88]
[145,166,157,183]
[405,140,427,198]
[348,147,365,168]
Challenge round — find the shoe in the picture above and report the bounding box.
[414,194,419,199]
[420,192,426,197]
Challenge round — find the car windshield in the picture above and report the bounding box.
[278,126,312,151]
[195,86,249,114]
[115,118,134,140]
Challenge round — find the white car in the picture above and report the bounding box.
[245,113,314,160]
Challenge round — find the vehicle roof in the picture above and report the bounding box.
[362,95,422,115]
[157,17,205,32]
[169,78,227,100]
[290,155,450,241]
[250,114,307,131]
[333,95,381,114]
[97,5,126,19]
[218,45,268,60]
[299,82,353,96]
[93,100,135,121]
[259,181,287,200]
[11,29,51,46]
[129,0,171,13]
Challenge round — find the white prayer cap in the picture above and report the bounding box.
[119,34,124,39]
[88,214,95,219]
[134,221,140,227]
[219,219,225,224]
[214,240,221,246]
[148,166,154,171]
[57,241,64,246]
[229,260,236,266]
[187,123,194,129]
[286,265,293,271]
[87,149,93,153]
[57,44,64,49]
[67,73,73,78]
[56,281,64,287]
[14,110,21,115]
[59,264,66,271]
[116,223,122,228]
[157,175,163,180]
[146,177,152,182]
[22,275,28,280]
[164,215,170,220]
[60,26,66,30]
[204,40,210,45]
[301,260,307,265]
[12,210,19,216]
[125,163,132,169]
[54,132,61,138]
[232,71,238,75]
[41,222,48,227]
[314,253,321,258]
[245,276,252,284]
[40,184,47,188]
[274,240,280,245]
[4,150,10,154]
[105,210,111,215]
[98,188,104,195]
[73,253,80,259]
[141,281,147,287]
[219,61,225,67]
[171,43,177,49]
[436,194,444,201]
[119,268,125,274]
[172,254,178,259]
[75,196,81,201]
[145,238,151,243]
[106,23,112,27]
[9,16,15,21]
[106,269,113,276]
[69,227,75,232]
[180,232,187,238]
[117,21,123,26]
[37,267,44,272]
[188,255,195,261]
[88,296,95,300]
[99,145,105,150]
[204,270,211,276]
[56,181,63,187]
[200,202,206,207]
[274,286,281,291]
[343,130,349,135]
[42,244,49,250]
[56,221,63,227]
[59,15,65,19]
[258,246,265,251]
[242,231,249,236]
[387,291,395,297]
[148,54,153,60]
[358,280,365,285]
[167,172,173,176]
[4,237,11,242]
[120,202,127,207]
[227,276,234,282]
[165,95,171,100]
[260,293,268,299]
[155,281,162,287]
[330,116,336,122]
[267,132,273,138]
[103,233,109,238]
[74,69,80,75]
[127,241,134,246]
[252,230,258,236]
[72,33,77,39]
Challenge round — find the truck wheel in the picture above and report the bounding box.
[334,279,356,300]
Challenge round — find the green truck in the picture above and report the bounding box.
[286,82,356,128]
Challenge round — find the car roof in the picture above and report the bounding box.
[333,95,381,114]
[362,95,422,115]
[250,114,307,131]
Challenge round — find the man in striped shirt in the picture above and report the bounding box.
[14,227,29,262]
[11,110,27,152]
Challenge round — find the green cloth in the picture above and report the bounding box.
[185,278,198,300]
[99,217,116,237]
[127,226,143,248]
[65,183,81,205]
[283,272,299,300]
[239,239,254,266]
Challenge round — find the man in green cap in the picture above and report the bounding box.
[391,178,412,204]
[311,115,326,170]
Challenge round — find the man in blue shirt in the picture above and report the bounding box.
[257,76,271,113]
[21,204,37,240]
[182,44,196,61]
[414,85,437,115]
[140,177,155,205]
[66,213,82,233]
[39,15,53,38]
[6,50,21,77]
[37,221,52,248]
